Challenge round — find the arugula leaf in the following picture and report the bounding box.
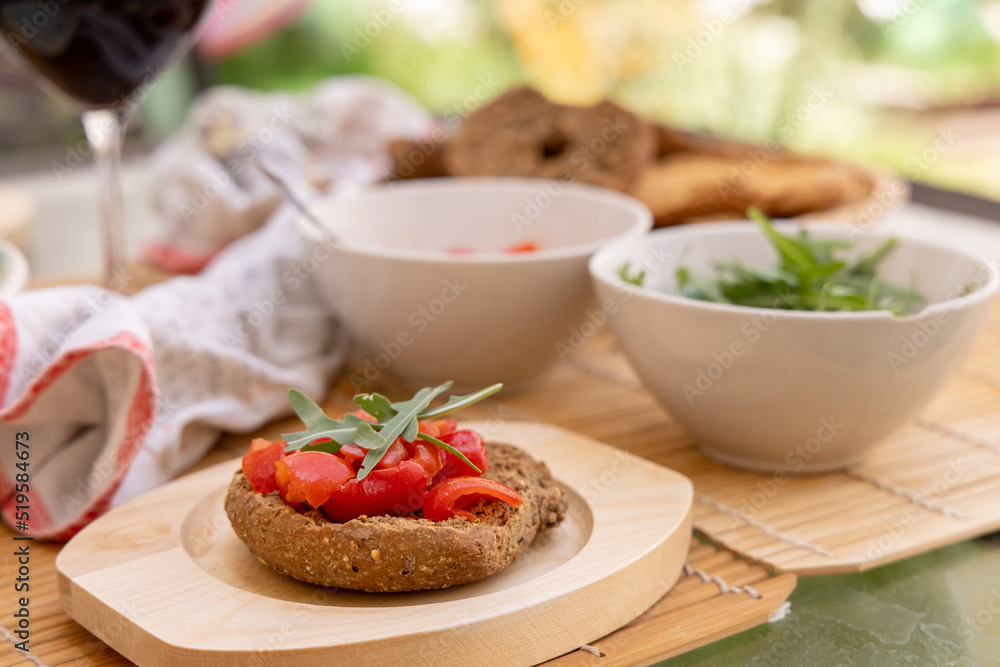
[281,382,503,477]
[848,237,898,275]
[748,207,814,273]
[416,432,482,474]
[356,382,453,479]
[353,422,388,450]
[288,389,337,431]
[353,392,396,422]
[417,383,503,419]
[283,391,369,451]
[617,262,647,287]
[674,208,924,314]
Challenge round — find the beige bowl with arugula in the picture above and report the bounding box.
[589,221,998,473]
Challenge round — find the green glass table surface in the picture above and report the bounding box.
[659,534,1000,665]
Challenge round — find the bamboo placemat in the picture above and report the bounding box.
[501,301,1000,577]
[0,301,797,666]
[0,522,795,667]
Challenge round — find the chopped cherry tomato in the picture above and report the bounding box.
[423,477,522,522]
[417,420,440,438]
[337,443,366,469]
[505,240,540,253]
[430,418,457,436]
[406,440,447,482]
[376,439,409,469]
[352,408,377,423]
[242,438,286,495]
[322,460,428,522]
[432,430,489,484]
[275,451,354,508]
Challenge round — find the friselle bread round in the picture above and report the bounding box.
[444,86,656,191]
[225,442,567,592]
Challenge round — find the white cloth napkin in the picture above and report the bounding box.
[146,76,434,273]
[0,208,344,539]
[0,77,434,539]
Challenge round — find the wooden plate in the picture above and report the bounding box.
[56,421,693,667]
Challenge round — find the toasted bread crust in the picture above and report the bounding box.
[225,442,567,592]
[631,151,875,226]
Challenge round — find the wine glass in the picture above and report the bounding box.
[0,0,212,288]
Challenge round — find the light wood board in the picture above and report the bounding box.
[54,422,694,667]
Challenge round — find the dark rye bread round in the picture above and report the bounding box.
[225,442,567,592]
[445,86,655,191]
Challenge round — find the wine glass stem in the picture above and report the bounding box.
[82,108,128,290]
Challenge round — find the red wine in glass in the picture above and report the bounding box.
[0,0,212,286]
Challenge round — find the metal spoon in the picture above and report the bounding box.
[257,161,339,243]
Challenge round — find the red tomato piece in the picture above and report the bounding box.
[423,477,522,522]
[275,451,354,508]
[430,418,457,436]
[432,430,489,484]
[322,460,428,522]
[376,439,409,469]
[242,438,287,495]
[337,443,366,469]
[407,440,447,482]
[352,408,377,423]
[505,240,540,253]
[417,420,440,439]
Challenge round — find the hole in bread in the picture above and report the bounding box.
[351,565,360,573]
[540,133,569,159]
[401,570,410,575]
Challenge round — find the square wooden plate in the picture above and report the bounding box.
[56,421,693,666]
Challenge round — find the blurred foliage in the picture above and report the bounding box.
[206,1,525,111]
[200,0,1000,199]
[6,0,1000,197]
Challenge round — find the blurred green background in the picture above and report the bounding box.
[3,0,1000,197]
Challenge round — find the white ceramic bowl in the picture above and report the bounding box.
[0,240,29,299]
[299,178,652,390]
[589,222,999,473]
